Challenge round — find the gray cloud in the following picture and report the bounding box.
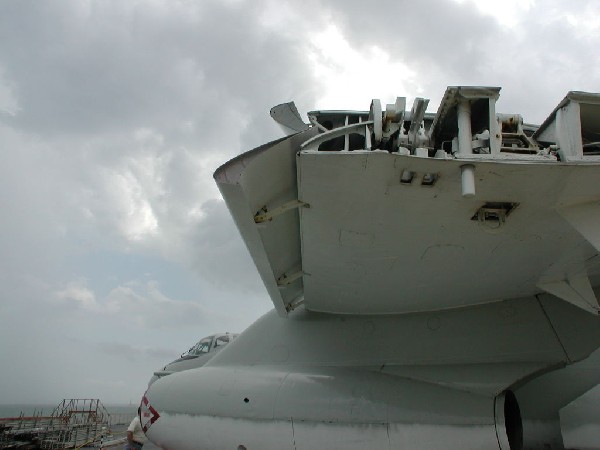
[97,342,177,362]
[0,0,317,143]
[0,0,312,404]
[322,0,496,69]
[307,0,600,124]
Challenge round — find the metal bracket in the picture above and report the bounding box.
[308,115,329,133]
[277,270,304,287]
[285,296,305,313]
[254,200,310,223]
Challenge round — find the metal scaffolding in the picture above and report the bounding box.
[0,399,114,449]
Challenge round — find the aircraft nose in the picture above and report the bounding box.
[141,367,232,448]
[141,373,185,447]
[139,391,161,435]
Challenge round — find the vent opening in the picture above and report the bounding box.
[471,202,519,223]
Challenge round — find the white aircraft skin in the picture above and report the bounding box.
[143,86,600,449]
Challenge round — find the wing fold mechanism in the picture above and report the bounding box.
[216,88,600,317]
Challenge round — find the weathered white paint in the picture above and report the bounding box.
[457,99,473,155]
[297,152,600,314]
[144,294,600,448]
[145,413,502,450]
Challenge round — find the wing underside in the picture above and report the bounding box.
[214,88,600,317]
[216,145,600,316]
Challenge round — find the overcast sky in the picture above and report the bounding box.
[1,0,600,406]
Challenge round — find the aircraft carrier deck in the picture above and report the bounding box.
[0,399,161,449]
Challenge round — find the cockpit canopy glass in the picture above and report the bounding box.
[214,334,231,348]
[181,333,239,358]
[187,336,213,356]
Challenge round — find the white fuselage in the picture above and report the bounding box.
[143,295,600,449]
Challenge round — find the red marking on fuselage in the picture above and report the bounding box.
[141,395,160,433]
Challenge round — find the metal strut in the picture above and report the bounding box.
[254,200,310,223]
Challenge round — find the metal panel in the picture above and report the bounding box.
[270,102,309,135]
[534,91,600,161]
[297,151,600,314]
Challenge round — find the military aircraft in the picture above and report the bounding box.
[142,86,600,449]
[148,333,238,386]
